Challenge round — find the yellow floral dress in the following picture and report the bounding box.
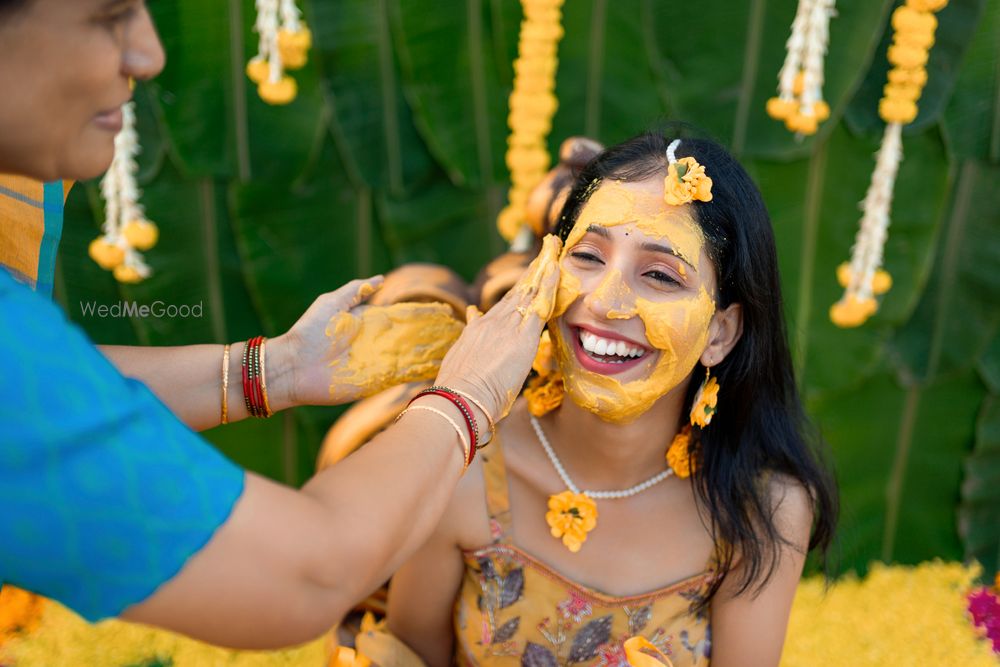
[453,440,715,667]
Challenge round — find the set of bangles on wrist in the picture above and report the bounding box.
[220,337,273,425]
[396,386,496,470]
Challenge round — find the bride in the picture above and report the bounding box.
[376,131,837,667]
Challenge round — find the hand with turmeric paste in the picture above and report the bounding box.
[434,234,562,421]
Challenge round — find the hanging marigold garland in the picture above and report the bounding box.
[496,0,566,247]
[830,0,948,328]
[88,101,159,284]
[767,0,836,136]
[246,0,312,106]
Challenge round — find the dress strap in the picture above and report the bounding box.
[479,437,513,544]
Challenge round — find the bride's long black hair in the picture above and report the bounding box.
[555,130,838,605]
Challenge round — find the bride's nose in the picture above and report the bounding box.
[584,268,637,320]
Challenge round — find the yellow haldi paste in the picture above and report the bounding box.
[327,302,463,399]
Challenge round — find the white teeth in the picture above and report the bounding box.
[577,329,645,361]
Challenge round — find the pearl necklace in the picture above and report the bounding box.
[530,415,674,499]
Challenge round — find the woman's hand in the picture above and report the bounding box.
[435,234,562,422]
[267,277,385,409]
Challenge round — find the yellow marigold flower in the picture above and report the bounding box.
[497,205,523,242]
[278,26,312,53]
[888,66,928,87]
[906,0,949,12]
[895,30,936,50]
[258,76,298,105]
[836,263,893,295]
[245,56,269,85]
[829,294,878,328]
[0,586,45,639]
[812,100,831,122]
[892,5,938,33]
[522,21,564,41]
[690,376,719,428]
[532,330,557,375]
[664,157,713,206]
[525,372,564,417]
[113,265,144,284]
[792,71,806,97]
[506,146,550,173]
[785,111,819,135]
[546,491,597,553]
[879,96,919,124]
[509,90,558,115]
[332,646,372,667]
[883,82,923,102]
[123,219,158,251]
[766,97,797,120]
[666,426,696,478]
[888,43,930,69]
[507,111,552,136]
[88,238,125,270]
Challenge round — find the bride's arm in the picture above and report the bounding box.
[708,477,813,667]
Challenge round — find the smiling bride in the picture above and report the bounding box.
[362,131,837,667]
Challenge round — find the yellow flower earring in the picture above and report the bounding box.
[663,367,718,480]
[690,366,720,428]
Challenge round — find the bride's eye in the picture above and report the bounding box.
[569,251,603,264]
[644,270,679,286]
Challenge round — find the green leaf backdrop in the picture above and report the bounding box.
[54,0,1000,578]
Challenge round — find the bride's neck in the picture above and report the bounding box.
[534,388,686,490]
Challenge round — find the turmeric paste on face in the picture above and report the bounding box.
[550,180,716,424]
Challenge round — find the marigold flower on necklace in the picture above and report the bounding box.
[545,491,597,553]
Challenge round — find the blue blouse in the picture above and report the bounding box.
[0,266,244,621]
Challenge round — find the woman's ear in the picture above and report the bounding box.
[701,303,742,368]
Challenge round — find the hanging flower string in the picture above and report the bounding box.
[766,0,836,136]
[246,0,311,106]
[88,101,158,284]
[496,0,566,247]
[830,0,948,328]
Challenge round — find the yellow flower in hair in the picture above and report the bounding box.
[690,376,719,428]
[666,425,696,479]
[545,491,597,553]
[664,157,713,206]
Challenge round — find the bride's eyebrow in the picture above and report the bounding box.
[585,224,611,238]
[641,241,696,271]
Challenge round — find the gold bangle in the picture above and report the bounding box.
[221,343,231,425]
[447,387,497,448]
[396,405,470,470]
[260,337,273,417]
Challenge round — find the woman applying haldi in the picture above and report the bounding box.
[379,132,837,667]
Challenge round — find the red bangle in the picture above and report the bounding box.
[242,336,271,418]
[409,388,478,466]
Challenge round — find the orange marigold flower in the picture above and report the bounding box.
[690,376,719,428]
[546,491,597,553]
[829,294,878,328]
[666,426,696,479]
[766,97,797,121]
[664,157,713,206]
[245,57,269,85]
[894,30,936,51]
[258,76,298,105]
[892,5,938,34]
[888,43,930,69]
[879,97,918,124]
[906,0,949,12]
[785,111,820,135]
[883,82,923,102]
[88,238,125,270]
[123,219,158,251]
[887,66,928,88]
[524,372,564,417]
